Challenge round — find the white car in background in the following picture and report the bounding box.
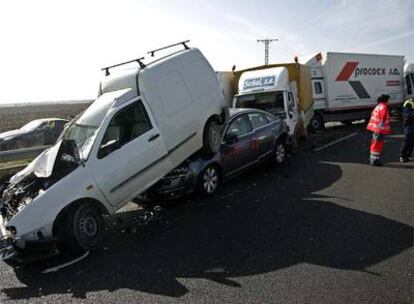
[0,42,228,263]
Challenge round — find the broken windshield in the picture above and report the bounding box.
[235,91,285,116]
[62,90,129,161]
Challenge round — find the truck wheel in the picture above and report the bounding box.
[63,202,105,252]
[273,140,287,165]
[198,164,221,196]
[310,114,325,131]
[202,118,221,156]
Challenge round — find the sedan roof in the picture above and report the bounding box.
[229,108,275,118]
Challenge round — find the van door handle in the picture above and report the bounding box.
[148,134,160,142]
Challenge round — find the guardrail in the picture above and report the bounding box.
[0,145,51,162]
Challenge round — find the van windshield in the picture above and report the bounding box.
[235,91,285,116]
[61,89,128,161]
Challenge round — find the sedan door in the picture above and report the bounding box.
[91,99,172,207]
[247,112,275,161]
[220,114,258,176]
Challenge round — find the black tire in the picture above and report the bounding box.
[273,140,287,165]
[309,114,325,131]
[202,118,222,156]
[62,203,105,252]
[197,164,221,196]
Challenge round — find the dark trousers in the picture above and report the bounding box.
[400,127,414,159]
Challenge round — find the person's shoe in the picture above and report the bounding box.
[400,157,408,163]
[370,160,383,166]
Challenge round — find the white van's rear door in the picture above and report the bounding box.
[92,98,172,207]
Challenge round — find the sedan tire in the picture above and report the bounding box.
[198,165,221,196]
[273,140,287,165]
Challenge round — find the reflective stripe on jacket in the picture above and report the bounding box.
[367,102,391,134]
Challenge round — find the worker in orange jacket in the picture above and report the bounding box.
[367,94,391,166]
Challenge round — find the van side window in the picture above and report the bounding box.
[101,101,152,150]
[248,112,268,129]
[226,115,252,137]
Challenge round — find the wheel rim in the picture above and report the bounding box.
[275,144,286,163]
[311,118,320,130]
[209,122,221,152]
[78,212,98,241]
[203,167,219,193]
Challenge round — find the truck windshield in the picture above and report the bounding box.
[235,91,285,116]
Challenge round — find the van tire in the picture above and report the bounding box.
[202,118,221,156]
[62,202,105,252]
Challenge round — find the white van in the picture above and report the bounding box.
[0,42,228,263]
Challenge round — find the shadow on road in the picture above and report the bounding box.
[2,143,413,300]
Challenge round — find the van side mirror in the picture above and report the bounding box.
[224,133,238,144]
[98,139,121,158]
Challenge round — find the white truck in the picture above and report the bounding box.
[304,52,405,130]
[231,63,314,144]
[405,62,414,100]
[0,42,228,264]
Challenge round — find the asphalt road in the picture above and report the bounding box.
[0,120,413,304]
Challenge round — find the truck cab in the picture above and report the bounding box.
[405,63,414,100]
[232,65,313,143]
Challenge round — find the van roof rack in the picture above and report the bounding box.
[147,40,190,57]
[101,57,146,76]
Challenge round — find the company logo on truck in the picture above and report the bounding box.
[336,61,401,99]
[243,76,275,90]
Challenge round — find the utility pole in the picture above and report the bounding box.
[257,38,278,65]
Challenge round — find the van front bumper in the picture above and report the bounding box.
[0,216,58,264]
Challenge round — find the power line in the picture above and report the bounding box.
[257,38,278,65]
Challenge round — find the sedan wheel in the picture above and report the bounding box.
[199,165,220,196]
[274,141,286,165]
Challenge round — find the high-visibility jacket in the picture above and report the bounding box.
[367,102,391,134]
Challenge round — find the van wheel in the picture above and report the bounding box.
[62,203,105,252]
[202,119,221,155]
[198,164,221,196]
[273,140,287,165]
[310,114,324,131]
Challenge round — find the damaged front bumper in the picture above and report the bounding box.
[0,214,17,261]
[0,215,58,264]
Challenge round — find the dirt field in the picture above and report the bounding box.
[0,101,91,132]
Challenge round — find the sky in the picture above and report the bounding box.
[0,0,412,104]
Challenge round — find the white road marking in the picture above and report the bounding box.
[41,251,90,274]
[313,132,358,152]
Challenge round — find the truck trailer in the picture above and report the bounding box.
[304,52,405,130]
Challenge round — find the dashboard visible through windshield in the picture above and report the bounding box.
[235,91,285,116]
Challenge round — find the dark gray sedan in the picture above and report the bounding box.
[145,108,289,200]
[0,118,68,151]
